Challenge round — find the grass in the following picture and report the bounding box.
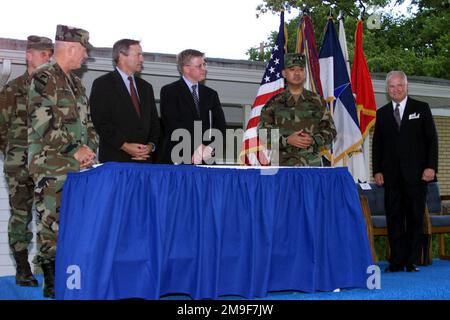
[374,233,450,261]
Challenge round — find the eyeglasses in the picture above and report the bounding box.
[186,62,207,69]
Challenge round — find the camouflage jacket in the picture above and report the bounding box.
[27,61,98,175]
[258,89,336,166]
[0,72,30,174]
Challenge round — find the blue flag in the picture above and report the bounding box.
[319,19,366,182]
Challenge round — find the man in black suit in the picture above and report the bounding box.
[160,49,226,164]
[90,39,159,163]
[372,71,438,273]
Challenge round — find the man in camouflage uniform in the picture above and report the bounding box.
[27,25,98,298]
[0,36,53,287]
[258,53,336,166]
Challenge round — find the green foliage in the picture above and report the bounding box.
[246,32,278,61]
[363,6,450,78]
[255,0,392,17]
[374,236,389,260]
[249,0,450,79]
[373,234,450,262]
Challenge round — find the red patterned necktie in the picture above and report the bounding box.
[128,76,141,118]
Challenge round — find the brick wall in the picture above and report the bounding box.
[435,116,450,195]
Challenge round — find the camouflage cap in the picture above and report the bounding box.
[26,35,53,51]
[55,24,93,49]
[284,53,305,69]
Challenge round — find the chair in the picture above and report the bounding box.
[358,184,390,262]
[358,183,432,264]
[426,182,450,260]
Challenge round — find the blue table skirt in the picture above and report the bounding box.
[55,163,373,300]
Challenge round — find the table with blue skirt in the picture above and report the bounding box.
[55,162,373,300]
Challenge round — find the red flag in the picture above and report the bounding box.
[351,20,377,139]
[240,12,286,165]
[296,14,323,97]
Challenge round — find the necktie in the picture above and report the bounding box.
[128,76,141,118]
[191,84,200,115]
[394,103,401,129]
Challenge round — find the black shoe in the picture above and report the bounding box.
[406,264,420,272]
[385,264,404,272]
[43,286,55,299]
[16,273,39,287]
[12,250,38,287]
[41,260,55,299]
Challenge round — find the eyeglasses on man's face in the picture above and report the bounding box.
[186,62,207,69]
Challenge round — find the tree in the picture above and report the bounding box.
[248,1,392,62]
[255,0,391,17]
[249,0,450,79]
[363,1,450,78]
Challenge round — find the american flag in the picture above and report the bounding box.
[240,12,286,165]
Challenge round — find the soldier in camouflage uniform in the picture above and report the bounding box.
[258,53,336,166]
[0,36,53,287]
[27,25,98,298]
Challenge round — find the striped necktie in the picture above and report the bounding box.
[191,84,200,115]
[394,103,401,129]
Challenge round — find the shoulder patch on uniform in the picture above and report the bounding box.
[33,72,50,95]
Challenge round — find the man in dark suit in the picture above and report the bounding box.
[372,70,438,273]
[90,39,159,163]
[160,49,226,164]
